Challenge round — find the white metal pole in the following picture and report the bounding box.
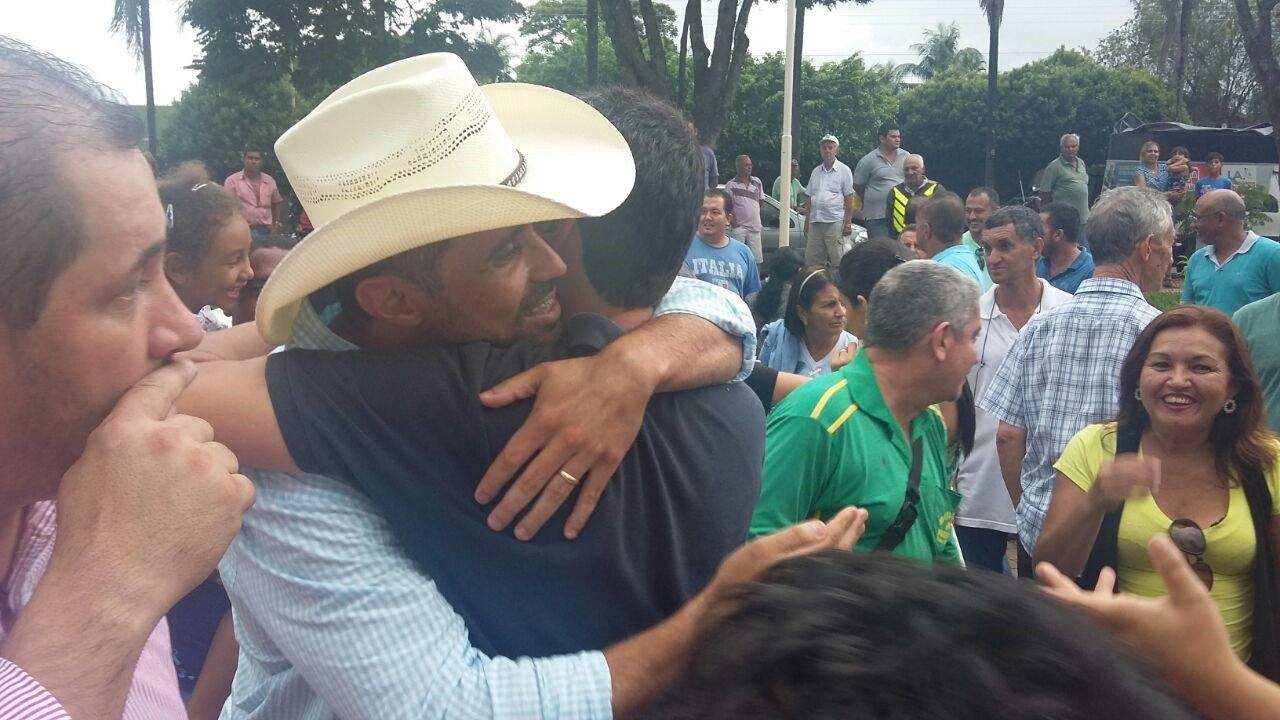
[778,0,797,247]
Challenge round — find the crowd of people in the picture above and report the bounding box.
[5,34,1280,720]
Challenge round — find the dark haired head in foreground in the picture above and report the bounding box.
[656,551,1195,720]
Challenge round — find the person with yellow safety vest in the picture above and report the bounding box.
[885,154,944,240]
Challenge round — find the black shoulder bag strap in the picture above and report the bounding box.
[876,438,924,552]
[1079,421,1140,590]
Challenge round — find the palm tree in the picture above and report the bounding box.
[471,27,518,83]
[897,22,985,81]
[980,0,1004,187]
[110,0,158,156]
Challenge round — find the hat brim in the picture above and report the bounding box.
[256,82,636,345]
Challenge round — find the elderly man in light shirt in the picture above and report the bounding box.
[980,187,1173,574]
[805,135,856,267]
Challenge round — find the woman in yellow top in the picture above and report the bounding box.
[1036,305,1280,680]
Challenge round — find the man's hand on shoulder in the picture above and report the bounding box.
[475,309,744,541]
[476,354,648,541]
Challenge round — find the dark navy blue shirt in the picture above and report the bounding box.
[1037,248,1095,294]
[265,314,763,657]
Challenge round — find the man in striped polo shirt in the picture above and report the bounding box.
[725,154,766,265]
[0,38,253,718]
[751,261,981,563]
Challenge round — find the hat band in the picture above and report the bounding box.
[502,150,527,188]
[291,88,530,207]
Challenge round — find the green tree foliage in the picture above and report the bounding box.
[112,0,160,154]
[1095,0,1268,125]
[182,0,522,98]
[163,0,521,203]
[158,75,305,186]
[898,22,985,81]
[595,0,871,147]
[900,49,1174,199]
[520,0,675,54]
[517,26,625,93]
[715,53,900,187]
[516,0,677,94]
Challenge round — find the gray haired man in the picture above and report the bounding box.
[980,186,1173,574]
[805,134,856,267]
[1039,133,1091,242]
[752,261,982,565]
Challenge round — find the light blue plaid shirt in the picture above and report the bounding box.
[219,277,756,719]
[978,277,1159,552]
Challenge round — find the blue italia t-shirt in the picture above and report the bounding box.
[684,234,762,299]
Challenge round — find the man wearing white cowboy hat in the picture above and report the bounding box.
[181,58,864,718]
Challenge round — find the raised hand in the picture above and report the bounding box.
[50,360,255,617]
[1089,455,1161,513]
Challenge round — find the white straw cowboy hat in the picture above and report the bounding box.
[255,53,636,344]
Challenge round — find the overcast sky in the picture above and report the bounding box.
[7,0,1134,106]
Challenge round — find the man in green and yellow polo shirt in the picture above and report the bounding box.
[751,261,982,563]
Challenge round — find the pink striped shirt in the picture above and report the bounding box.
[0,502,185,719]
[223,170,282,228]
[0,659,69,719]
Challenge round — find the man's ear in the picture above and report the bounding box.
[1138,233,1155,262]
[1032,236,1045,258]
[928,321,951,362]
[354,275,429,328]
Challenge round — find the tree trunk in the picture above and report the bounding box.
[1172,0,1196,118]
[1159,0,1179,73]
[598,0,670,96]
[141,0,158,157]
[586,0,598,86]
[689,0,756,147]
[790,2,805,159]
[678,1,690,107]
[984,14,998,187]
[1232,0,1280,164]
[598,0,757,147]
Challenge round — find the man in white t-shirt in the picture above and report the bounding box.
[804,135,856,267]
[954,205,1071,573]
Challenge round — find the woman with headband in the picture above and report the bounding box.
[156,167,252,717]
[158,169,255,331]
[758,267,856,377]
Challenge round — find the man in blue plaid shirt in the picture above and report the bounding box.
[979,186,1173,572]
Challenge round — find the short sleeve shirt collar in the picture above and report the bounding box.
[841,351,935,454]
[1038,248,1093,280]
[1205,231,1261,268]
[1073,276,1146,301]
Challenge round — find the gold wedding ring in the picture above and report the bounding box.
[558,470,579,486]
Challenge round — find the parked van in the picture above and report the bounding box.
[1103,118,1279,238]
